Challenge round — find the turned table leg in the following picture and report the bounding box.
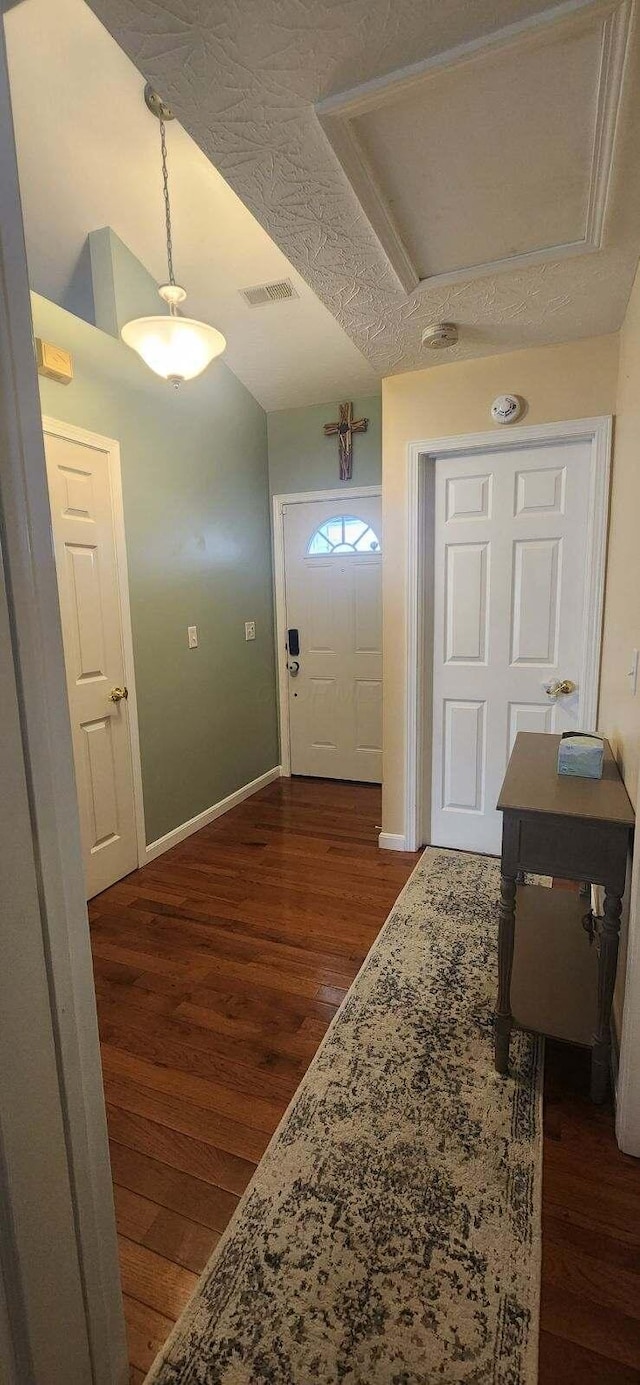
[495,873,517,1075]
[591,886,622,1104]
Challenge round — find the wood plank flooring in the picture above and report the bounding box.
[541,1040,640,1381]
[88,777,640,1383]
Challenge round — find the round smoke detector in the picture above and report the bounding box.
[422,322,458,350]
[491,394,523,425]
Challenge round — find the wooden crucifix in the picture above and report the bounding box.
[323,402,368,482]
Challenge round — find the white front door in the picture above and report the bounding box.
[431,437,593,854]
[45,428,139,897]
[283,496,382,781]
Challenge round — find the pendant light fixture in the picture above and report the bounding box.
[121,85,226,386]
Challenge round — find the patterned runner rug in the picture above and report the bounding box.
[147,848,543,1385]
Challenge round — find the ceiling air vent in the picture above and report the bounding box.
[241,278,298,308]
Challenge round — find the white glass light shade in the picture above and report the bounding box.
[121,313,226,384]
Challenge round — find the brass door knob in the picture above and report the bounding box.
[546,679,576,699]
[109,686,128,703]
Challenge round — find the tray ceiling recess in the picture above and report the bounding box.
[317,0,632,296]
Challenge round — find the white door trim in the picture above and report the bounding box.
[272,485,382,776]
[42,415,147,866]
[0,20,126,1381]
[403,416,612,852]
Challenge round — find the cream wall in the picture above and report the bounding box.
[597,264,640,1140]
[381,334,620,837]
[599,266,640,808]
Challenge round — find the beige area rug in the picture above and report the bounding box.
[146,848,543,1384]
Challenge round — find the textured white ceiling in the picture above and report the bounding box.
[81,0,640,379]
[4,0,379,409]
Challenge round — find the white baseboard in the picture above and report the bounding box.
[378,831,409,852]
[144,766,282,863]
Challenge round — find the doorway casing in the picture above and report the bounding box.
[0,19,126,1377]
[400,415,613,854]
[272,484,382,777]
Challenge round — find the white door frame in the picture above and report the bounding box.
[42,415,147,868]
[0,20,126,1383]
[404,415,613,853]
[272,485,382,776]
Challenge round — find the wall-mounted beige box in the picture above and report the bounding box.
[35,337,73,385]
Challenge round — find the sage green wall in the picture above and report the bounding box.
[267,394,382,495]
[33,291,279,844]
[89,227,162,338]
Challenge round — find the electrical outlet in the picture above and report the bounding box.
[188,625,198,648]
[245,620,256,641]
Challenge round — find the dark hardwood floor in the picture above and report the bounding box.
[541,1041,640,1382]
[88,778,640,1383]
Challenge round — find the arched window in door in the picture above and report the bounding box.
[307,515,381,556]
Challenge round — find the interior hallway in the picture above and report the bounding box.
[88,779,640,1383]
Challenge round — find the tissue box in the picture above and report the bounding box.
[557,733,604,779]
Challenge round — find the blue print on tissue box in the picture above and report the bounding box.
[557,733,604,779]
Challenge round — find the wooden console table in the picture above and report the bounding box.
[495,732,634,1102]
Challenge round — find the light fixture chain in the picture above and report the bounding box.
[159,116,175,287]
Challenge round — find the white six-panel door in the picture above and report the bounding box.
[283,496,382,782]
[45,429,139,897]
[431,438,592,854]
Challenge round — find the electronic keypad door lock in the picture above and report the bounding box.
[287,629,300,676]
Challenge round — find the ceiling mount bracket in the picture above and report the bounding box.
[144,84,174,122]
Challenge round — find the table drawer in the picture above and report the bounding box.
[513,813,628,893]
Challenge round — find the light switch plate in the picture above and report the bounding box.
[628,648,639,696]
[188,625,198,648]
[245,620,256,641]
